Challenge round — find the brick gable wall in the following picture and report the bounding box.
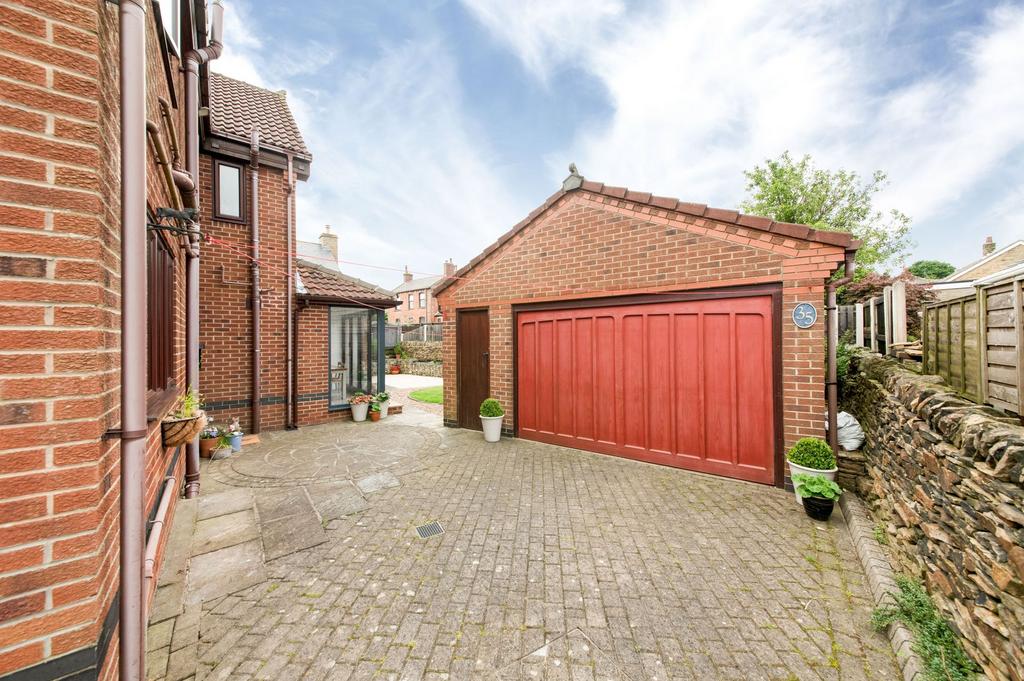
[437,191,846,462]
[0,2,188,677]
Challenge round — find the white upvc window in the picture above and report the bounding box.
[158,0,181,54]
[419,291,426,307]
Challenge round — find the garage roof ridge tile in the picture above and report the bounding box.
[433,175,857,296]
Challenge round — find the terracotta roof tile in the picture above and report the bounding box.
[208,72,311,158]
[295,260,396,307]
[434,175,860,296]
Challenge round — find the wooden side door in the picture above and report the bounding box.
[457,309,490,430]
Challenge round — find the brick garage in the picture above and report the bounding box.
[435,172,857,487]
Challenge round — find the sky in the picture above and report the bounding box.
[212,0,1024,289]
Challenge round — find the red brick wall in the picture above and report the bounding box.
[437,191,845,458]
[198,157,293,433]
[390,285,440,324]
[0,1,188,677]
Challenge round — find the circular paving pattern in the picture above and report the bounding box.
[206,421,445,488]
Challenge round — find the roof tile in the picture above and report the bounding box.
[296,260,395,306]
[209,72,311,158]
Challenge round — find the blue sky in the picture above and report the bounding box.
[215,0,1024,289]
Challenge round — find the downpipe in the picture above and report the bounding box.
[143,475,176,590]
[826,250,856,453]
[250,128,262,433]
[118,1,147,678]
[285,154,296,429]
[183,0,225,497]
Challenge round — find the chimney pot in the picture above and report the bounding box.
[443,259,456,277]
[403,266,413,284]
[319,225,339,264]
[982,236,995,256]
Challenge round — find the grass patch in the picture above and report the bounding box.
[408,386,442,404]
[871,576,979,681]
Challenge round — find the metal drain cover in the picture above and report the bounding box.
[415,521,444,539]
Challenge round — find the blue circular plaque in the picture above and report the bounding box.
[792,302,817,329]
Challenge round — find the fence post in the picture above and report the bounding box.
[891,280,907,346]
[1015,279,1024,415]
[855,303,864,347]
[883,286,894,355]
[869,297,877,352]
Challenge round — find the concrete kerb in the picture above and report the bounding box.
[840,493,927,681]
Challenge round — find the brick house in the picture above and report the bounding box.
[435,170,857,488]
[390,261,456,324]
[928,237,1024,301]
[0,1,223,678]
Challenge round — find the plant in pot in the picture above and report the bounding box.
[199,423,220,459]
[375,391,391,419]
[350,392,372,422]
[225,417,243,452]
[786,437,837,504]
[369,401,382,422]
[161,387,207,448]
[211,431,233,461]
[793,473,842,521]
[480,398,504,443]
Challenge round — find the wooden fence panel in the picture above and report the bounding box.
[984,281,1020,413]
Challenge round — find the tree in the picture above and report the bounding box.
[839,271,934,339]
[740,152,912,272]
[907,260,955,280]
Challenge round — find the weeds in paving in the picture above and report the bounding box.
[872,523,889,545]
[871,576,979,681]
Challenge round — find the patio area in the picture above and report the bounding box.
[147,399,897,681]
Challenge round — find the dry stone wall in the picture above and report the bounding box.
[400,341,442,362]
[843,352,1024,681]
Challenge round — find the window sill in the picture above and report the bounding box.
[102,384,180,440]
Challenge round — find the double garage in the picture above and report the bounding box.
[436,175,856,488]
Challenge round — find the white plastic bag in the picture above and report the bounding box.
[836,411,864,451]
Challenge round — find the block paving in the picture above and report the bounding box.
[165,409,898,680]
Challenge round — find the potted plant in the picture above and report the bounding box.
[199,423,220,459]
[225,417,243,452]
[786,437,838,504]
[369,402,382,422]
[161,387,207,448]
[375,391,391,419]
[211,431,233,460]
[389,362,401,375]
[350,392,372,422]
[480,398,504,443]
[793,473,842,521]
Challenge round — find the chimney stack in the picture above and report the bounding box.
[403,266,413,284]
[443,259,456,278]
[982,236,995,256]
[319,225,339,263]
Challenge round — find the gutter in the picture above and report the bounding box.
[826,249,856,453]
[118,2,147,678]
[249,127,262,433]
[183,0,225,497]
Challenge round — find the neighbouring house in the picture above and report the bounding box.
[0,1,225,678]
[390,261,456,324]
[297,224,340,271]
[435,169,857,488]
[197,71,312,434]
[928,236,1024,300]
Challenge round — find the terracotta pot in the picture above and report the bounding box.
[162,410,207,448]
[199,437,218,458]
[390,364,401,374]
[370,409,381,422]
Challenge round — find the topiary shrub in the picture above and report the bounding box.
[480,398,504,418]
[786,437,836,470]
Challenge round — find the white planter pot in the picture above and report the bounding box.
[788,460,838,504]
[480,415,503,442]
[351,402,369,422]
[378,400,390,419]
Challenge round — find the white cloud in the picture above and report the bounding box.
[463,0,1024,266]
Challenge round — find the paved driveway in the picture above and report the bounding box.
[175,407,896,681]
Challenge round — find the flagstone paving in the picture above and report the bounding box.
[156,406,899,681]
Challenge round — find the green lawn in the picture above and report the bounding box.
[408,385,443,404]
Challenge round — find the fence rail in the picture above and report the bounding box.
[388,323,443,344]
[922,274,1023,416]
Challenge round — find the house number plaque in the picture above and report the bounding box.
[792,302,817,329]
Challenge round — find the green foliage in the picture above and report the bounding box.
[873,523,889,545]
[741,152,912,271]
[871,576,979,681]
[175,387,203,418]
[409,386,443,404]
[480,398,504,418]
[374,391,390,403]
[792,473,842,500]
[787,438,836,470]
[837,330,855,394]
[393,342,409,359]
[908,260,955,280]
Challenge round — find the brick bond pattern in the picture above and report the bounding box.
[437,191,845,455]
[844,353,1024,680]
[189,424,897,680]
[0,2,190,677]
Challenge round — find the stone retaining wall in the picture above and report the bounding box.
[401,341,442,361]
[843,352,1024,681]
[393,359,442,378]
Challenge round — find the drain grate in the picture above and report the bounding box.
[415,521,444,539]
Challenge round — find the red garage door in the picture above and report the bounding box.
[516,296,776,484]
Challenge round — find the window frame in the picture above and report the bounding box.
[213,159,246,223]
[146,228,176,394]
[327,307,386,410]
[419,291,427,307]
[407,293,414,308]
[158,0,181,55]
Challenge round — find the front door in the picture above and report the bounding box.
[457,309,490,430]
